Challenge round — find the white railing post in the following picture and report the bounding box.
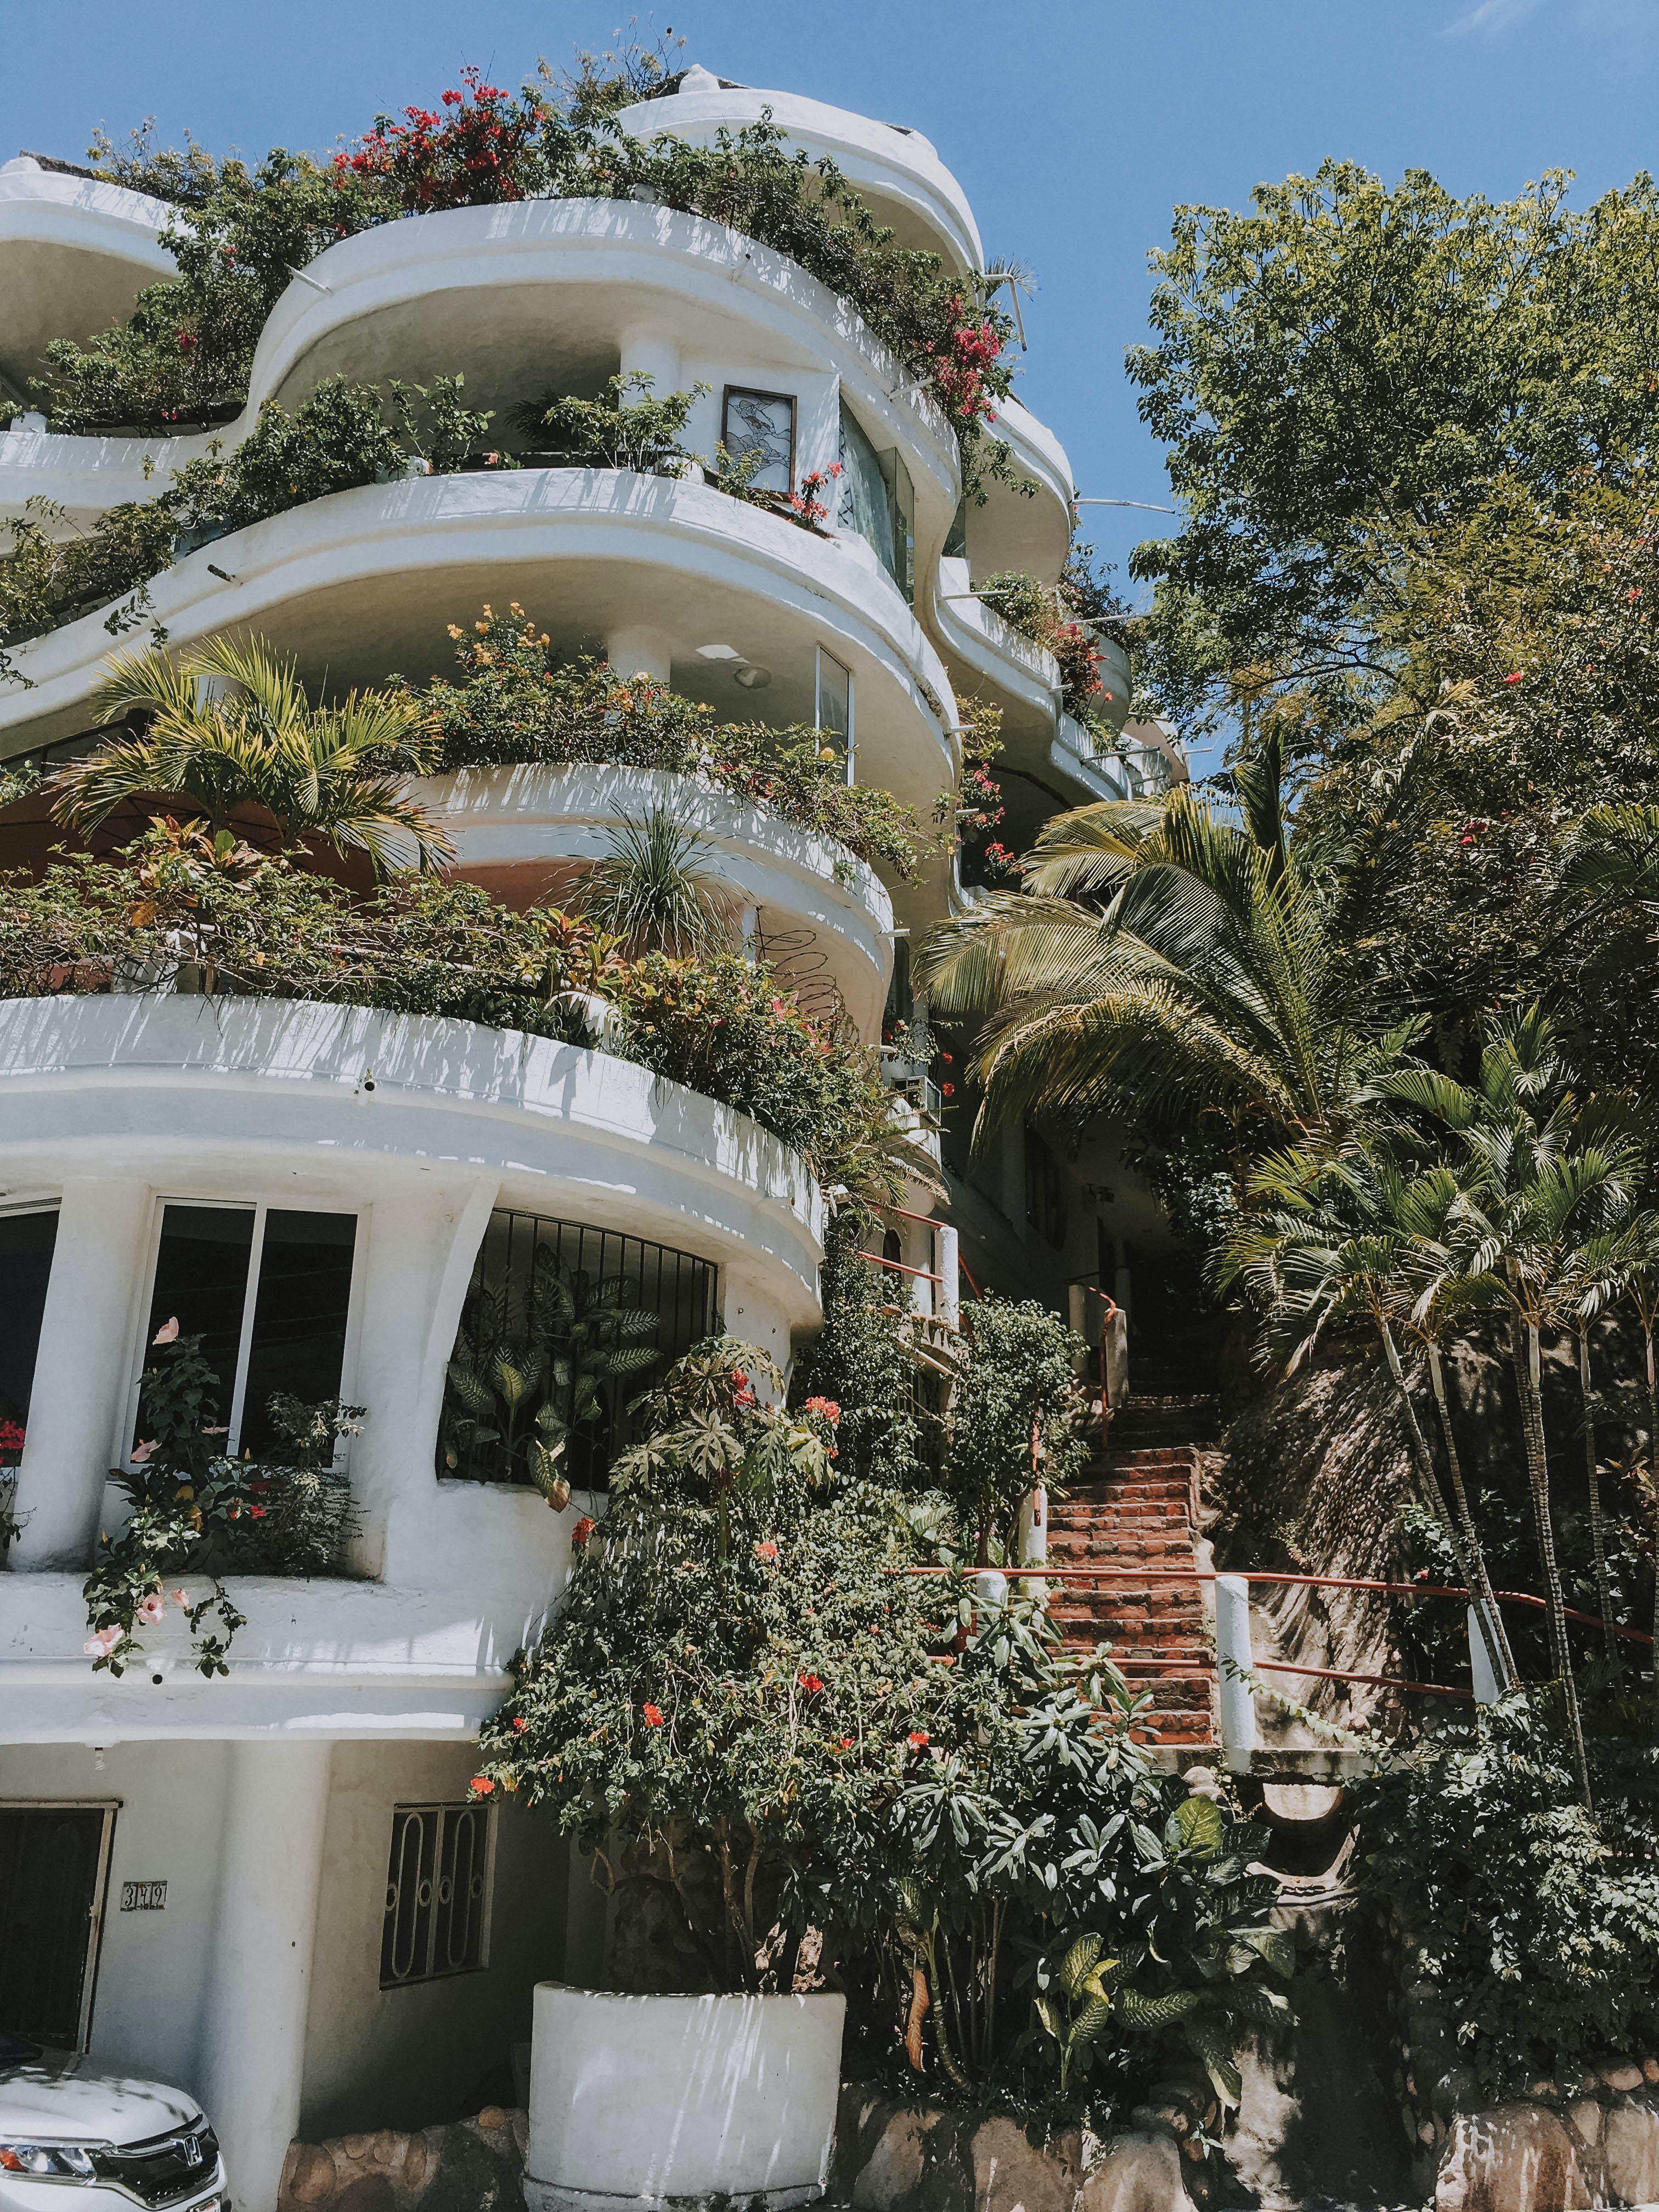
[1468,1606,1502,1704]
[933,1222,959,1328]
[1215,1573,1259,1773]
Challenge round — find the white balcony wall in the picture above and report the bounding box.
[0,992,822,1737]
[614,72,985,276]
[0,473,958,820]
[0,159,175,396]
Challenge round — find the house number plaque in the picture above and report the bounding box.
[120,1879,167,1911]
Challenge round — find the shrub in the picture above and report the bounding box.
[1354,1696,1659,2095]
[513,372,705,473]
[945,1297,1090,1560]
[0,831,911,1194]
[792,1209,932,1489]
[1,375,507,672]
[978,569,1110,724]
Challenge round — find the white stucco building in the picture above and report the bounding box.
[0,66,1181,2211]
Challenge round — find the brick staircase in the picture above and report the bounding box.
[1047,1391,1220,1751]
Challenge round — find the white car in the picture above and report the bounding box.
[0,2035,222,2212]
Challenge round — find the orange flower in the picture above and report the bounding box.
[642,1703,665,1727]
[470,1775,495,1796]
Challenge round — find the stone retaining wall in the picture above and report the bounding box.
[1432,2066,1659,2212]
[277,2107,527,2212]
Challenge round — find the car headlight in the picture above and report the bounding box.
[0,2143,100,2180]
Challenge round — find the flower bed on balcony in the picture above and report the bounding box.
[0,819,912,1188]
[411,603,924,877]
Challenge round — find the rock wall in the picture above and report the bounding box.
[1431,2067,1659,2212]
[830,2086,1203,2212]
[278,2107,527,2212]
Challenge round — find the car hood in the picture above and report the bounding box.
[0,2057,201,2145]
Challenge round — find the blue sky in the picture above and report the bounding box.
[5,0,1657,650]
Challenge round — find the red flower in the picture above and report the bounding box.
[571,1516,596,1547]
[804,1396,841,1424]
[470,1775,495,1796]
[177,330,197,354]
[642,1703,665,1727]
[942,1083,956,1098]
[837,1735,855,1750]
[907,1731,930,1750]
[512,1716,527,1731]
[249,1504,267,1519]
[798,1672,825,1694]
[1504,672,1524,684]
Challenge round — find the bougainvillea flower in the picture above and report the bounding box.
[1504,672,1523,684]
[571,1516,596,1546]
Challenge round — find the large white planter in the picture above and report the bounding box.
[524,1982,846,2212]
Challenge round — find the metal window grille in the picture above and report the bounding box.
[438,1210,719,1490]
[380,1803,490,1988]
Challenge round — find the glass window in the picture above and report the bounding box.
[380,1803,492,1988]
[815,648,854,778]
[0,1209,59,1457]
[138,1203,358,1457]
[439,1210,717,1490]
[836,403,914,603]
[721,386,795,496]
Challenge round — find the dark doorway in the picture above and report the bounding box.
[0,1806,113,2048]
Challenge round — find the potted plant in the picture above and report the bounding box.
[472,1339,943,2210]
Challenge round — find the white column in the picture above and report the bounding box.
[722,1267,792,1404]
[604,622,675,684]
[1015,1484,1047,1606]
[198,1740,331,2212]
[905,1221,931,1319]
[361,1177,496,1585]
[933,1222,959,1328]
[1215,1574,1259,1773]
[9,1179,151,1571]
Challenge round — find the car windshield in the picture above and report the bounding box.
[0,2029,44,2064]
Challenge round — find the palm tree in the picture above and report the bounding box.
[916,733,1409,1160]
[1226,1143,1519,1694]
[578,804,731,958]
[1380,1007,1639,1807]
[50,636,452,874]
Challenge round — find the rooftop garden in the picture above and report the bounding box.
[26,53,1023,488]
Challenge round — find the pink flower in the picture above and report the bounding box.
[129,1440,156,1465]
[170,1588,190,1610]
[642,1703,665,1727]
[153,1317,180,1345]
[755,1541,778,1561]
[804,1397,840,1425]
[83,1627,120,1657]
[202,1425,228,1436]
[1504,672,1523,684]
[136,1594,165,1626]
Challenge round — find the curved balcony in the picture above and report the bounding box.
[616,70,984,276]
[419,763,895,1042]
[0,469,960,817]
[931,551,1061,748]
[0,988,822,1734]
[1,198,961,562]
[962,395,1075,586]
[0,158,175,399]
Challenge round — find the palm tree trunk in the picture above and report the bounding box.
[1425,1342,1519,1691]
[1377,1321,1514,1694]
[1576,1326,1619,1678]
[1511,1317,1592,1809]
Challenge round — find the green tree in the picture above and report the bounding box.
[917,736,1406,1164]
[1127,162,1659,734]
